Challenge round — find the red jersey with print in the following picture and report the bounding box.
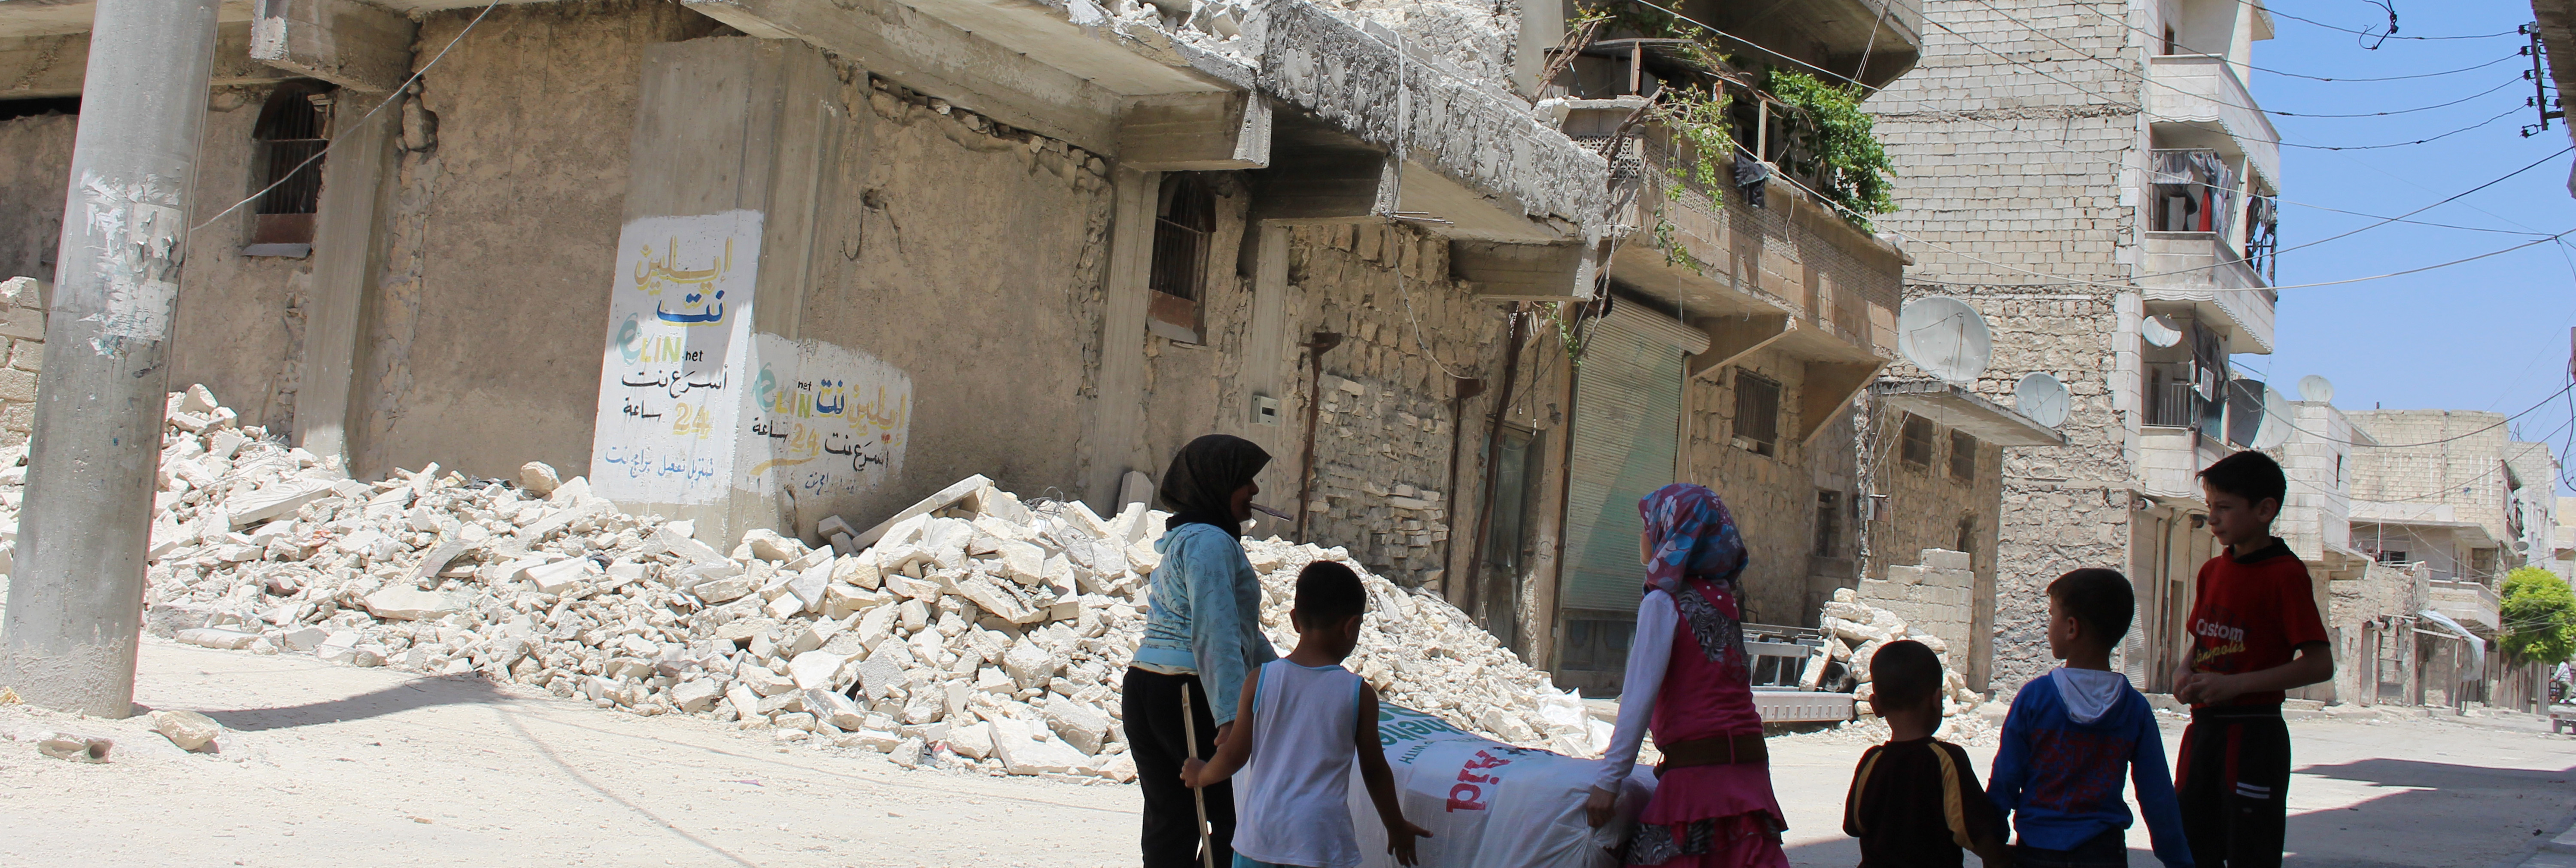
[2185,537,2328,707]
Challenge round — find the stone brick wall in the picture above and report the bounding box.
[1284,223,1504,586]
[1684,345,1825,626]
[2347,410,2516,555]
[1858,547,1975,661]
[0,278,42,444]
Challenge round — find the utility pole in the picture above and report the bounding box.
[0,0,221,717]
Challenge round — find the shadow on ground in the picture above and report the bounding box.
[194,674,513,732]
[1779,756,2576,868]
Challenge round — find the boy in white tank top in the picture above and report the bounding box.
[1182,561,1432,868]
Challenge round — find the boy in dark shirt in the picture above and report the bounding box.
[1844,640,2010,868]
[2170,451,2332,868]
[1990,569,2192,868]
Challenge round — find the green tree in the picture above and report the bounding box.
[2499,566,2576,665]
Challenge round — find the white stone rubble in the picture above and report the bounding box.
[1815,588,1986,718]
[0,387,1593,783]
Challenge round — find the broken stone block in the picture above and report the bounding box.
[787,650,848,691]
[523,558,599,595]
[175,628,262,650]
[149,710,225,753]
[1001,643,1057,690]
[740,667,796,697]
[738,528,805,563]
[655,525,727,565]
[989,716,1090,774]
[832,555,881,591]
[280,626,328,652]
[996,540,1046,586]
[757,692,808,716]
[771,711,817,732]
[856,647,908,701]
[695,575,756,604]
[1042,694,1112,755]
[807,688,868,731]
[671,679,724,713]
[227,479,334,529]
[518,462,561,495]
[363,587,465,621]
[947,720,994,760]
[724,682,761,722]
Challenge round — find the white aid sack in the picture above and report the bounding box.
[1343,704,1657,868]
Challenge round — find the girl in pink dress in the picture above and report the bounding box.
[1584,483,1789,868]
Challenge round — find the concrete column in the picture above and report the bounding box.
[1084,167,1156,514]
[1,0,222,717]
[292,98,399,467]
[1241,224,1293,529]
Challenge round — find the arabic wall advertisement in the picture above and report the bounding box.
[589,209,913,508]
[741,333,911,502]
[590,210,762,506]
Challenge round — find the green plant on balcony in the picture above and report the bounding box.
[1761,68,1898,230]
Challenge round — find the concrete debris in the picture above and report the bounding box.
[3,387,1588,783]
[149,710,225,753]
[1816,588,1984,718]
[34,732,112,762]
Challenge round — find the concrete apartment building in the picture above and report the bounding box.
[1867,0,2282,691]
[0,0,1618,601]
[2345,410,2562,709]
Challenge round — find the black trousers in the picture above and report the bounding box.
[2013,829,2129,868]
[2177,707,2290,868]
[1122,668,1234,868]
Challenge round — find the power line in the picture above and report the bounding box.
[2261,146,2572,259]
[2266,5,2521,42]
[2267,77,2522,118]
[2279,103,2527,150]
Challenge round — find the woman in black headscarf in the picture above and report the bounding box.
[1124,434,1277,868]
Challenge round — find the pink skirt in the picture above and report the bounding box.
[1624,763,1789,868]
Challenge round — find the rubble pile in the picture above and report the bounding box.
[1812,588,1986,718]
[0,387,1596,780]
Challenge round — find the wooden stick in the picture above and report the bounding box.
[1181,683,1216,868]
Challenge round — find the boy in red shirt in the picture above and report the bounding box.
[2170,451,2333,868]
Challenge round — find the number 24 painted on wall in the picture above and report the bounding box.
[668,403,718,439]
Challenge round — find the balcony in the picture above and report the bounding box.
[2428,579,2501,634]
[2141,232,2274,354]
[2146,55,2280,191]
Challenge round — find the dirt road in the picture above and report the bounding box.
[4,640,2569,867]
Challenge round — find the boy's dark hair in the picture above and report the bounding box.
[2047,568,2135,645]
[1870,640,1944,711]
[2197,450,2287,507]
[1294,560,1367,624]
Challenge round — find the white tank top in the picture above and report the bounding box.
[1230,659,1365,868]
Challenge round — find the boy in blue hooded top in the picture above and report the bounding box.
[1988,569,2193,868]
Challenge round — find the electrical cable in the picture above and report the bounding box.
[2266,77,2522,117]
[2278,103,2527,150]
[2264,5,2520,42]
[2258,145,2571,259]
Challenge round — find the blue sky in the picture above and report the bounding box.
[2244,1,2576,494]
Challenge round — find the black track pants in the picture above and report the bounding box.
[1122,668,1235,868]
[2176,707,2290,868]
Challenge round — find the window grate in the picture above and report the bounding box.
[1733,370,1780,456]
[253,86,329,216]
[1949,430,1977,481]
[1149,175,1214,301]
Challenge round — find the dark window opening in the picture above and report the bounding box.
[1899,413,1934,468]
[248,82,334,252]
[2376,549,2409,565]
[0,97,79,122]
[1949,431,1978,481]
[2163,26,2179,55]
[1813,491,1841,558]
[1146,173,1214,341]
[1733,370,1780,456]
[1955,515,1977,558]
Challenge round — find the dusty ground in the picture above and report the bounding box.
[4,640,2570,867]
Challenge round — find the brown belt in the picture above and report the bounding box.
[1654,734,1768,777]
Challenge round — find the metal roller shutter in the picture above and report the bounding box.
[1558,313,1686,617]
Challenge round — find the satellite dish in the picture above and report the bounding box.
[2140,315,2183,348]
[2252,383,2297,449]
[2014,373,2071,428]
[1897,297,1993,384]
[2297,374,2335,403]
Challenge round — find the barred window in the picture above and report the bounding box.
[248,82,332,253]
[1734,370,1780,456]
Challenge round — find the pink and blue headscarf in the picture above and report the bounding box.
[1639,483,1750,664]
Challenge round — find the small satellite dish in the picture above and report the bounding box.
[2297,374,2335,403]
[2014,373,2071,428]
[2140,315,2183,348]
[1897,297,1993,384]
[2252,383,2297,449]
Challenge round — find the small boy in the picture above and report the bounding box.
[1843,640,2010,868]
[1182,561,1432,868]
[1989,569,2193,868]
[2172,451,2332,868]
